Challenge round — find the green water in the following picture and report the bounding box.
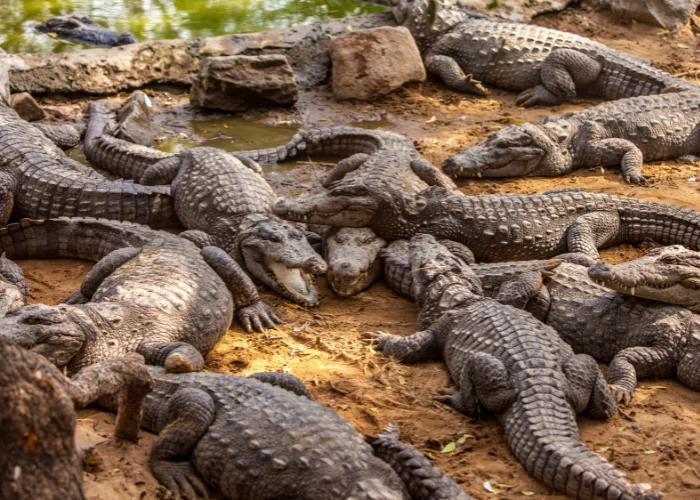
[0,0,386,54]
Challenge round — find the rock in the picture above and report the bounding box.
[588,0,700,31]
[458,0,574,23]
[10,92,46,121]
[329,26,425,101]
[5,13,393,95]
[189,55,299,112]
[0,59,10,108]
[114,91,158,146]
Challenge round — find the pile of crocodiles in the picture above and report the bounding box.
[5,0,700,498]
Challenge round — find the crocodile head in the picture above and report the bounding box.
[238,215,327,307]
[442,123,571,178]
[390,0,470,50]
[325,227,387,297]
[407,234,482,326]
[0,304,87,370]
[588,246,700,310]
[0,255,27,316]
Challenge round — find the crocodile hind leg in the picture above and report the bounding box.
[141,156,182,185]
[322,153,370,187]
[606,346,675,404]
[562,353,616,419]
[563,211,622,260]
[368,424,471,500]
[361,329,439,363]
[516,49,601,107]
[150,387,213,499]
[200,246,282,333]
[494,270,546,309]
[137,341,205,373]
[79,247,142,298]
[424,54,488,96]
[247,372,312,399]
[179,230,217,249]
[410,158,457,190]
[0,172,16,226]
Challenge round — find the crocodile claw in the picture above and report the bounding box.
[151,460,209,500]
[624,173,648,184]
[610,384,634,405]
[236,300,283,333]
[516,85,562,108]
[464,74,488,96]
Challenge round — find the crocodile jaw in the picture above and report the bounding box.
[274,194,376,227]
[263,257,319,307]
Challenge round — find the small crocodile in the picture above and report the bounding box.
[1,341,152,499]
[443,91,700,183]
[382,241,700,403]
[365,234,660,500]
[275,184,700,263]
[0,253,27,316]
[97,367,470,499]
[588,245,700,310]
[85,105,327,306]
[0,106,177,228]
[36,15,138,47]
[0,217,281,376]
[381,0,695,106]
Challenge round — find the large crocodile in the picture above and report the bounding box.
[0,106,177,228]
[380,0,695,106]
[36,15,138,47]
[364,234,660,500]
[443,91,700,183]
[97,367,470,499]
[382,241,700,403]
[275,184,700,263]
[85,117,454,298]
[0,254,27,316]
[0,217,282,376]
[1,342,152,499]
[84,105,327,306]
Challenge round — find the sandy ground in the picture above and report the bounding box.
[21,4,700,499]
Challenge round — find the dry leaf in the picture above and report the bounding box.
[425,116,437,124]
[522,493,535,497]
[643,450,656,455]
[483,481,497,493]
[441,442,456,453]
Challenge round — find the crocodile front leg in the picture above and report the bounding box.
[564,211,622,259]
[362,329,439,363]
[577,120,647,183]
[495,270,546,309]
[68,353,153,442]
[606,346,675,404]
[424,55,488,96]
[150,387,213,499]
[141,156,183,185]
[410,159,458,191]
[200,246,282,333]
[0,172,17,226]
[322,153,370,187]
[516,49,602,107]
[562,353,617,419]
[179,230,217,249]
[79,247,142,298]
[137,342,205,373]
[247,372,312,398]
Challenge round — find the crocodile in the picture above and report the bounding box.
[85,105,327,306]
[97,367,470,500]
[85,117,454,298]
[382,240,700,403]
[35,15,138,47]
[443,91,700,183]
[0,253,27,316]
[588,245,700,310]
[364,233,660,500]
[0,105,177,228]
[275,184,700,263]
[0,217,282,376]
[1,342,152,499]
[324,227,388,297]
[380,0,696,106]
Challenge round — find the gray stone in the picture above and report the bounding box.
[114,91,158,146]
[0,59,10,108]
[329,26,426,101]
[189,55,298,112]
[589,0,700,32]
[10,92,46,121]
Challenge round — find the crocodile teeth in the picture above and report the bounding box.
[265,257,309,296]
[630,287,635,296]
[476,172,482,178]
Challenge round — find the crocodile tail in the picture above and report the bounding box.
[618,196,700,250]
[502,395,661,499]
[85,102,172,181]
[369,423,473,499]
[0,218,153,262]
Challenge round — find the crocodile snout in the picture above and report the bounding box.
[587,261,615,282]
[303,256,327,275]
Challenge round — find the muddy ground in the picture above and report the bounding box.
[21,5,700,499]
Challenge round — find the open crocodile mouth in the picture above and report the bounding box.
[591,277,680,296]
[279,209,344,222]
[327,270,369,296]
[264,256,314,300]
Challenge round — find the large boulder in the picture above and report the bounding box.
[10,92,46,121]
[588,0,700,32]
[114,91,158,146]
[189,55,299,112]
[329,26,426,101]
[0,58,10,108]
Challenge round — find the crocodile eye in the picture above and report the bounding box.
[25,317,36,325]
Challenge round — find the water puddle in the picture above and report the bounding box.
[0,0,386,53]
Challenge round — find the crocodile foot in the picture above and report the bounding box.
[516,85,563,108]
[610,384,634,405]
[236,300,283,333]
[151,460,209,500]
[624,172,649,184]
